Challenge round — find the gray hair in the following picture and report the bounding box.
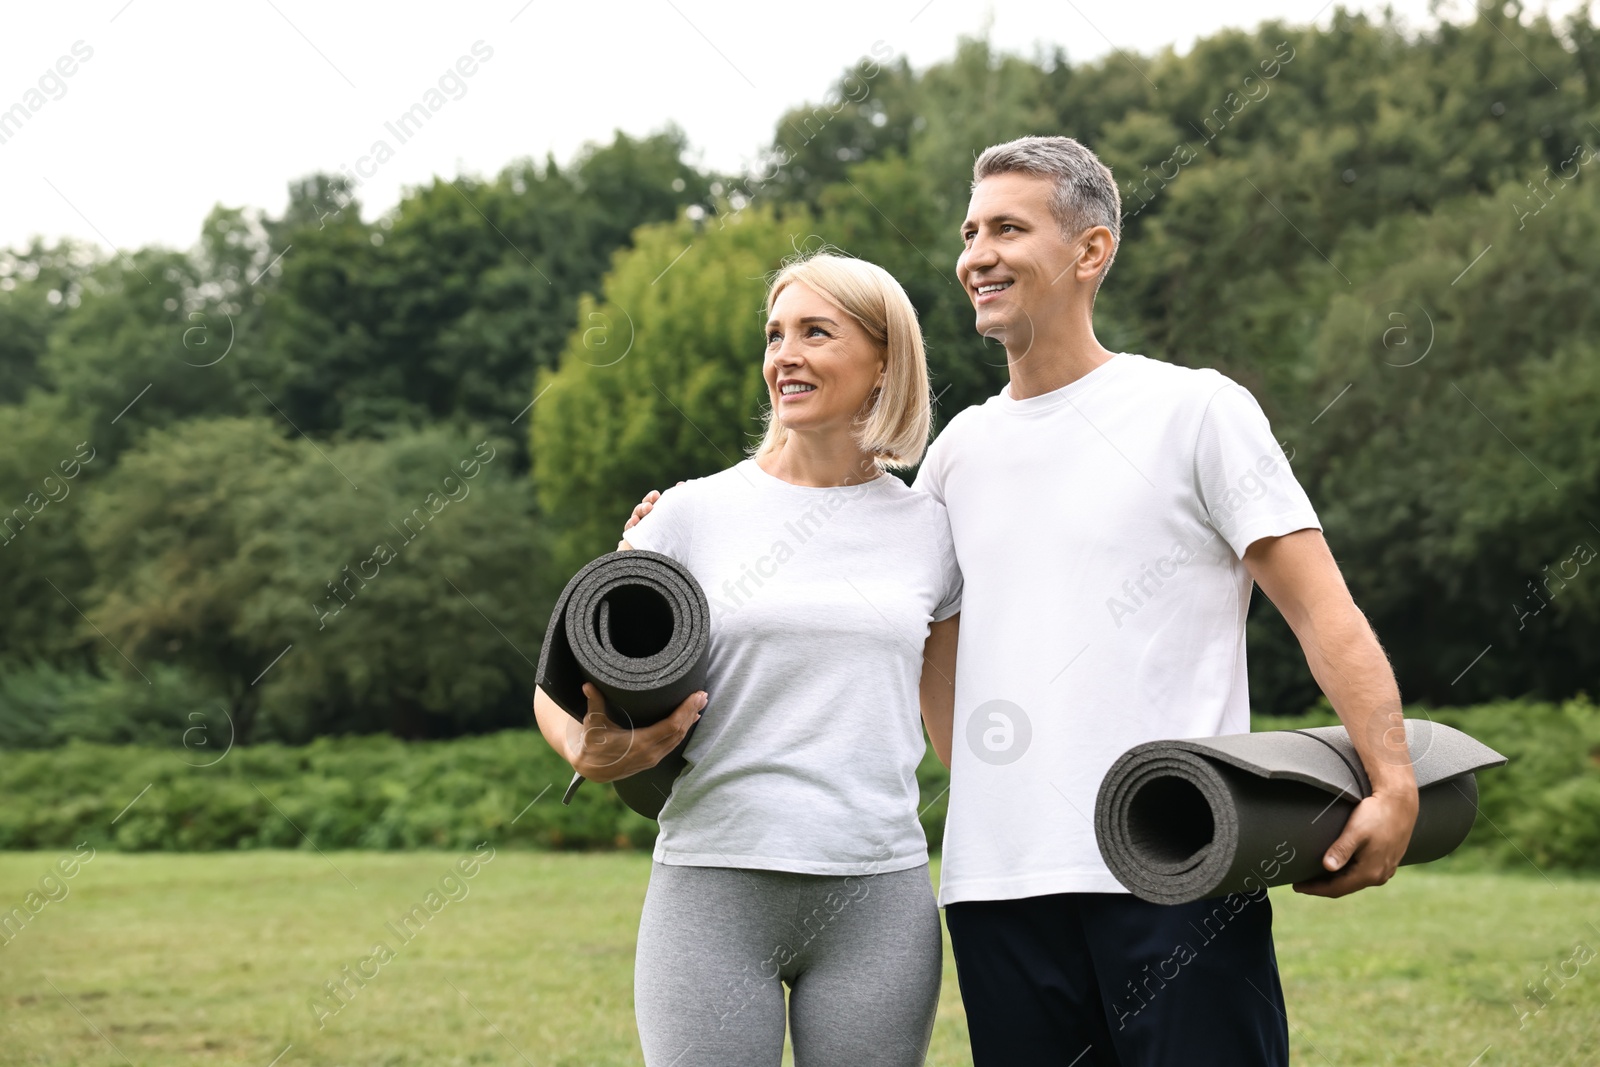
[973,136,1121,283]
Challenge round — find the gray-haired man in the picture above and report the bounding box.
[908,135,1417,1065]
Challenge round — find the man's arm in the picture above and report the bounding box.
[920,614,959,768]
[1242,528,1419,897]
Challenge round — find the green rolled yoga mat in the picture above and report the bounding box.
[537,550,711,819]
[1094,720,1506,904]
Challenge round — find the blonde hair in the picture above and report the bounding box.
[752,252,931,470]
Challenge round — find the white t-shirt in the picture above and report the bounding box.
[913,353,1321,905]
[625,458,963,876]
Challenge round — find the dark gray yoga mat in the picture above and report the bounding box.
[537,550,711,819]
[1094,720,1507,904]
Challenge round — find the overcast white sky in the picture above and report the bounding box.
[0,0,1588,255]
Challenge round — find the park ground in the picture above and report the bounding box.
[1,851,1596,1065]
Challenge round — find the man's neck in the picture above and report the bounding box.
[1004,319,1117,400]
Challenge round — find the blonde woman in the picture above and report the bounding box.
[534,252,962,1066]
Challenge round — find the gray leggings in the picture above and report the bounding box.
[634,861,942,1067]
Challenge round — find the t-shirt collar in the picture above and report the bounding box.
[998,352,1133,415]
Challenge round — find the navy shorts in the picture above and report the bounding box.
[945,889,1290,1066]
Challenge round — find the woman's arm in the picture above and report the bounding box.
[534,682,705,783]
[919,614,959,768]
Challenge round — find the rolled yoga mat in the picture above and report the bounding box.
[537,549,711,819]
[1094,719,1506,904]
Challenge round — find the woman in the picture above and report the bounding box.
[533,252,961,1066]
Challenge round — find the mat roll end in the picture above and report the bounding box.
[1095,721,1506,905]
[537,549,711,819]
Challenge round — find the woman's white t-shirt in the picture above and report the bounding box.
[624,458,962,876]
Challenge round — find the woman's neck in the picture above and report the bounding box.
[756,434,880,487]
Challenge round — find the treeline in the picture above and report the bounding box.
[2,6,1598,750]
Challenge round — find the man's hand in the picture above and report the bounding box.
[566,682,705,783]
[622,482,684,534]
[1292,787,1418,897]
[624,490,659,533]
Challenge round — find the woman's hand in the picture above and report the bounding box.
[565,682,706,783]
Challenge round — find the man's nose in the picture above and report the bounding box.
[961,236,997,275]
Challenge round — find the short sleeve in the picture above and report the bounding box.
[621,482,697,564]
[911,434,948,505]
[932,526,963,622]
[1194,382,1321,559]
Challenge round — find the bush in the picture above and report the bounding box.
[2,699,1595,869]
[0,731,657,853]
[0,659,224,749]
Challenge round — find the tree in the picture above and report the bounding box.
[1294,176,1600,706]
[532,205,812,575]
[255,130,712,448]
[79,418,302,741]
[235,426,547,740]
[0,394,98,665]
[0,239,100,404]
[79,418,548,741]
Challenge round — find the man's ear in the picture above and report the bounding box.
[1079,225,1116,277]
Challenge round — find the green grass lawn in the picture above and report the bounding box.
[1,851,1596,1065]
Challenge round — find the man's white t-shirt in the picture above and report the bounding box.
[913,352,1321,905]
[625,458,963,876]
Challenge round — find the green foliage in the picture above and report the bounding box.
[0,731,655,852]
[0,393,98,664]
[255,130,711,444]
[1299,177,1600,704]
[234,426,550,741]
[77,418,548,742]
[38,247,257,462]
[532,205,813,574]
[0,659,223,748]
[0,239,99,404]
[2,700,1591,872]
[2,9,1598,740]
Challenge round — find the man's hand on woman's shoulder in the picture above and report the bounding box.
[622,481,685,534]
[624,489,661,532]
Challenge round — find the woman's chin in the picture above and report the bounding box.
[774,413,819,432]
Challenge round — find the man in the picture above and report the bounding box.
[911,136,1417,1065]
[628,135,1417,1066]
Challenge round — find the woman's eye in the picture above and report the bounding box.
[766,331,781,344]
[807,326,829,338]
